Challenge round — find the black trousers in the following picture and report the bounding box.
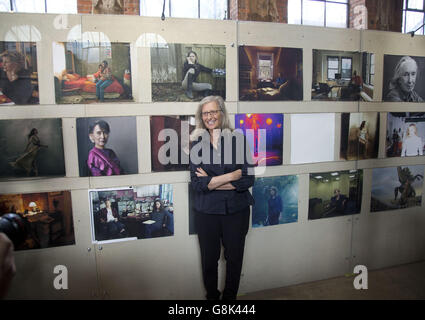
[196,207,250,300]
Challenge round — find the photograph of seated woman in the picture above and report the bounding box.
[385,56,423,102]
[189,96,255,300]
[402,124,424,156]
[182,51,213,99]
[96,60,113,102]
[0,51,37,105]
[97,199,127,240]
[87,120,123,176]
[144,199,171,238]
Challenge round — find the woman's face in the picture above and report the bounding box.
[90,124,109,149]
[188,53,197,64]
[398,60,417,93]
[202,101,222,131]
[2,57,18,73]
[155,201,161,209]
[408,125,416,136]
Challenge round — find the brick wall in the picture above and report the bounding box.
[77,0,92,14]
[78,0,140,15]
[229,0,287,23]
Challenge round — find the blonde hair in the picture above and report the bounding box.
[190,96,233,141]
[406,123,418,137]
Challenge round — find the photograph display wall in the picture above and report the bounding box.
[76,117,138,177]
[0,118,65,179]
[386,112,425,157]
[0,41,39,105]
[382,54,425,102]
[234,113,284,166]
[151,43,226,102]
[0,190,75,250]
[340,112,380,160]
[52,41,132,104]
[371,165,424,212]
[238,46,303,101]
[308,170,363,220]
[89,184,174,242]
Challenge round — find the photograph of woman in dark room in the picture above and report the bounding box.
[189,95,255,300]
[182,51,213,99]
[358,120,369,159]
[9,128,47,176]
[0,51,37,105]
[144,199,170,238]
[87,120,123,176]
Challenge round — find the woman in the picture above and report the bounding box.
[95,60,113,102]
[9,128,47,176]
[267,186,282,226]
[358,121,369,159]
[386,56,423,102]
[189,96,255,300]
[401,123,423,156]
[181,51,213,99]
[0,51,36,105]
[87,120,123,176]
[145,199,169,238]
[98,199,126,239]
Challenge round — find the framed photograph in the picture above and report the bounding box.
[151,43,226,102]
[371,165,424,212]
[0,41,39,105]
[76,117,138,177]
[53,41,132,104]
[386,112,425,157]
[234,113,284,166]
[252,175,298,227]
[382,55,425,102]
[0,191,75,250]
[239,46,303,101]
[89,184,174,242]
[308,170,363,220]
[340,112,380,160]
[0,118,65,179]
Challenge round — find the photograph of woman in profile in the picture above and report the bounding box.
[358,120,369,159]
[189,96,255,300]
[386,56,423,102]
[87,120,123,176]
[181,51,213,99]
[402,123,423,156]
[9,128,47,176]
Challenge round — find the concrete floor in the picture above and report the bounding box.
[239,261,425,300]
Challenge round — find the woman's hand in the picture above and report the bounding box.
[232,169,242,181]
[196,167,208,177]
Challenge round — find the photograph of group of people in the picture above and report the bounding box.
[151,43,226,102]
[0,190,75,250]
[386,113,425,157]
[371,165,424,212]
[0,118,65,179]
[239,46,303,101]
[89,184,174,242]
[0,41,39,105]
[340,112,380,160]
[312,50,374,101]
[53,41,132,104]
[308,170,363,220]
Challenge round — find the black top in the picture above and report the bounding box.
[182,62,212,81]
[190,131,255,215]
[0,69,35,105]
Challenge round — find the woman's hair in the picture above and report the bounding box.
[359,121,366,130]
[270,186,278,194]
[186,51,198,63]
[406,123,418,137]
[89,120,110,134]
[190,95,233,141]
[28,128,37,139]
[0,51,25,71]
[153,199,163,212]
[389,56,418,90]
[102,60,108,66]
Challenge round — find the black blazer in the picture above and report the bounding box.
[190,130,255,215]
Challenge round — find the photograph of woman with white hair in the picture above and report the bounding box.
[402,124,424,156]
[385,55,423,102]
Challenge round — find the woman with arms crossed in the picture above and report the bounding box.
[190,96,255,300]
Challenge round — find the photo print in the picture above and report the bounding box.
[312,50,373,101]
[76,117,138,177]
[371,165,424,212]
[0,41,39,105]
[340,112,380,160]
[150,115,196,172]
[52,41,132,104]
[151,43,226,102]
[291,113,335,164]
[0,191,75,250]
[386,112,425,157]
[234,113,283,166]
[239,46,303,101]
[309,170,363,220]
[382,54,425,102]
[252,175,298,227]
[89,184,174,242]
[0,118,65,179]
